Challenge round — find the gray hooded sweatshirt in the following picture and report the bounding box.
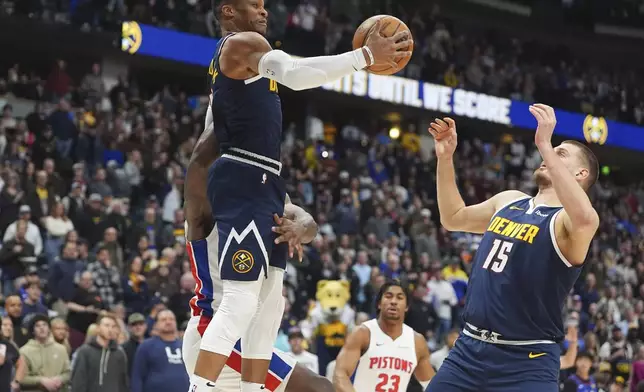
[70,336,129,392]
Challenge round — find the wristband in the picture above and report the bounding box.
[362,46,375,66]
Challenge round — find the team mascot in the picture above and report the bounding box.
[301,280,356,376]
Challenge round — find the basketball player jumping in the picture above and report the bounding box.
[333,281,435,392]
[426,104,600,392]
[188,0,412,391]
[183,118,333,392]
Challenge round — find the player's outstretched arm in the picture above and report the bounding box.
[531,104,599,266]
[413,332,435,390]
[220,19,411,91]
[429,118,527,233]
[333,326,370,392]
[184,109,219,241]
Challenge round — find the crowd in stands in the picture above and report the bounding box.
[1,0,644,127]
[0,2,643,392]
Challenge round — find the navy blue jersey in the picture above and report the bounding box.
[462,197,581,342]
[208,33,282,161]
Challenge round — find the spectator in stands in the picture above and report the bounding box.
[122,313,147,377]
[0,315,24,392]
[50,318,72,357]
[20,314,70,392]
[71,314,128,392]
[131,309,188,392]
[3,205,42,256]
[122,256,150,315]
[87,246,122,309]
[427,270,457,342]
[430,329,459,371]
[49,240,85,307]
[562,352,596,392]
[43,202,75,264]
[21,282,48,319]
[0,220,36,296]
[66,271,104,350]
[287,327,319,374]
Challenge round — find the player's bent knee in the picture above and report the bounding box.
[200,282,260,355]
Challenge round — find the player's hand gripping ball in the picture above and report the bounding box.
[352,15,414,75]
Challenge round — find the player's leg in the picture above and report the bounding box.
[190,219,268,391]
[283,364,334,392]
[191,278,264,389]
[241,266,285,390]
[182,317,202,376]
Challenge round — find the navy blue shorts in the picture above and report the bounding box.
[207,157,288,282]
[427,334,560,392]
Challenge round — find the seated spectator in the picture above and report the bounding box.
[50,318,72,358]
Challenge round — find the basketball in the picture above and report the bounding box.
[352,15,414,76]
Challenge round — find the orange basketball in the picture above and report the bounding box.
[352,15,414,76]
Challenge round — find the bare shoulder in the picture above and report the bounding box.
[492,190,530,211]
[223,31,272,53]
[220,32,273,78]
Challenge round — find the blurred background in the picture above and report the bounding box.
[0,0,643,391]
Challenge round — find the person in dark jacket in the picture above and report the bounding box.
[70,314,128,392]
[131,309,189,392]
[122,313,147,377]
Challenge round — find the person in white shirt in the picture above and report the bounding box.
[426,271,457,342]
[287,328,319,375]
[3,205,43,256]
[430,329,459,371]
[43,202,75,264]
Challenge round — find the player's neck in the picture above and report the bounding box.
[534,187,562,207]
[377,317,403,340]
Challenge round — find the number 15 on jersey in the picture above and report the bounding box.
[482,239,513,273]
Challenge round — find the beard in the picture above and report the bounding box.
[533,168,551,188]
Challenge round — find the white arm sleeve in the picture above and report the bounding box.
[258,49,368,91]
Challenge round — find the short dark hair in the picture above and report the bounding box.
[375,280,410,315]
[562,140,599,191]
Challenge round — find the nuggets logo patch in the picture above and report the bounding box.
[232,250,254,273]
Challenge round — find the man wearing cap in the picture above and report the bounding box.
[76,194,107,247]
[122,313,148,377]
[287,327,319,374]
[3,205,43,256]
[19,314,71,392]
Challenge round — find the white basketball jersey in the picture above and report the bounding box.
[352,319,418,392]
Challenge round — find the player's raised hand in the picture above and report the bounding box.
[529,103,557,147]
[428,117,458,159]
[272,213,305,262]
[364,19,413,69]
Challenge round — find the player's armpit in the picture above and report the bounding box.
[413,332,434,387]
[219,32,273,79]
[553,209,599,267]
[333,326,370,392]
[442,190,527,234]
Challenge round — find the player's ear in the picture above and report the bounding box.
[221,3,235,18]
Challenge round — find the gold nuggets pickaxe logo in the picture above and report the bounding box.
[232,250,254,273]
